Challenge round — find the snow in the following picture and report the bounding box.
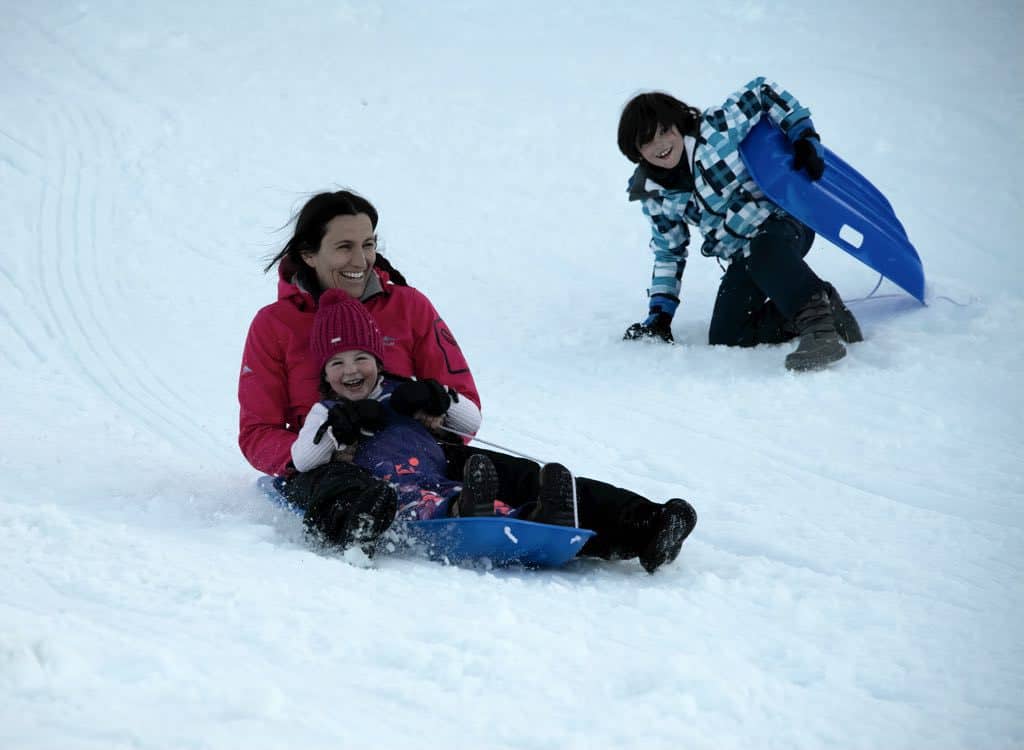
[1,1,1022,748]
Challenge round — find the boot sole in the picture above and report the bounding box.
[640,499,697,573]
[456,455,499,517]
[536,463,577,527]
[784,342,847,372]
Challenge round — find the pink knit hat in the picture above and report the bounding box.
[310,289,385,371]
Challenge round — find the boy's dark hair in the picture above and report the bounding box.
[617,92,702,163]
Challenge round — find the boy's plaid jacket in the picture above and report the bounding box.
[627,77,815,304]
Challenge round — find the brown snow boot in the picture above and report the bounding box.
[784,289,847,372]
[822,282,863,343]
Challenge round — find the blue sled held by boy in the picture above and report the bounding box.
[739,120,925,303]
[257,475,595,568]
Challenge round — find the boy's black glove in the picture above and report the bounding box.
[315,400,386,446]
[389,379,452,417]
[792,132,825,181]
[624,311,674,343]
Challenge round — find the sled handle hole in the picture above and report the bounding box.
[838,224,864,248]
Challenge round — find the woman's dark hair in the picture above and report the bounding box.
[265,190,406,294]
[617,92,702,163]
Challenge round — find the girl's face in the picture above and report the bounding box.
[639,124,684,169]
[302,213,377,298]
[324,350,380,401]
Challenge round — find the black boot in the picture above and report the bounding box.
[296,463,395,550]
[451,454,498,517]
[784,289,847,372]
[639,498,698,573]
[822,282,863,343]
[528,463,577,527]
[337,482,398,555]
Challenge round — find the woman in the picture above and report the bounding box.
[238,190,696,572]
[618,77,862,371]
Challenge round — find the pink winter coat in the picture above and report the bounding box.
[238,260,480,476]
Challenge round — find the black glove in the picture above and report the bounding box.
[389,379,452,417]
[315,399,386,446]
[792,132,825,181]
[624,311,674,343]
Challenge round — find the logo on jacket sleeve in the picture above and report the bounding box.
[433,319,469,374]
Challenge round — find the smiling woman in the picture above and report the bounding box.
[301,213,379,298]
[239,190,482,481]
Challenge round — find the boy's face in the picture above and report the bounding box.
[324,350,380,401]
[639,124,684,169]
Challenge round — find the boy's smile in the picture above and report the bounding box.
[639,124,684,169]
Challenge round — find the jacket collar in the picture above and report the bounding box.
[627,135,697,201]
[277,258,392,310]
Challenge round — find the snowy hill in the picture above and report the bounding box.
[1,2,1022,748]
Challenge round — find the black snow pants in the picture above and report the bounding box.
[278,461,386,535]
[441,443,664,560]
[708,214,823,347]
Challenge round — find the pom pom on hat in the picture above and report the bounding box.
[310,289,385,371]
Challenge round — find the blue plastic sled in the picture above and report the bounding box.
[257,475,595,568]
[739,120,925,302]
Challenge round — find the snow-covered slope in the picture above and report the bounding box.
[1,2,1021,748]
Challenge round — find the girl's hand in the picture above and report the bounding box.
[415,412,445,433]
[332,444,357,463]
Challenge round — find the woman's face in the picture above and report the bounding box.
[324,350,380,401]
[303,213,377,297]
[638,124,684,169]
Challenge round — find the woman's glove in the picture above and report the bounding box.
[314,400,386,446]
[390,379,452,417]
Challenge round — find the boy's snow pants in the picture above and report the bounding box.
[708,214,822,347]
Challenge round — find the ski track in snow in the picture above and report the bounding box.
[4,11,230,463]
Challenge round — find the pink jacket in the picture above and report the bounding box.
[238,260,480,476]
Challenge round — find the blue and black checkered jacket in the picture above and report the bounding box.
[627,77,814,306]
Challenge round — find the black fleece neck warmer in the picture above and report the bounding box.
[644,157,693,191]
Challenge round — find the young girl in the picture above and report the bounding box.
[618,76,862,371]
[289,290,579,547]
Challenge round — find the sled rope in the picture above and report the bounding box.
[846,273,970,307]
[440,426,545,463]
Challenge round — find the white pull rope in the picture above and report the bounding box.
[439,426,545,464]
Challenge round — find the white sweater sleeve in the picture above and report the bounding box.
[444,391,482,436]
[291,402,340,473]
